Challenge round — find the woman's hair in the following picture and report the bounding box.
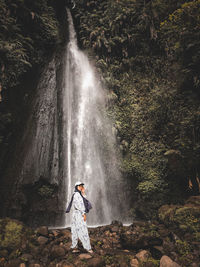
[75,185,79,191]
[75,184,83,191]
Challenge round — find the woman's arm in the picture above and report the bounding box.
[73,192,86,215]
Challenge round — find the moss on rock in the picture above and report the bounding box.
[158,197,200,236]
[0,218,23,250]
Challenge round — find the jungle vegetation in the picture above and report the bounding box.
[0,0,200,219]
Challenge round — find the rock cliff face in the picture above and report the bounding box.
[0,0,68,225]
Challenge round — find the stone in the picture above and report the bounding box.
[5,259,21,267]
[78,253,92,260]
[29,264,41,267]
[130,258,139,267]
[61,229,71,239]
[99,249,105,255]
[19,264,26,267]
[20,253,33,262]
[52,230,60,237]
[36,226,48,236]
[51,245,66,258]
[37,236,48,245]
[135,250,150,262]
[110,220,123,226]
[87,257,104,267]
[111,226,119,233]
[56,262,73,267]
[158,228,170,238]
[63,241,72,251]
[0,249,8,257]
[160,256,181,267]
[120,230,162,249]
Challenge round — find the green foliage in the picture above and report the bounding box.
[0,0,60,89]
[137,179,167,197]
[74,0,200,217]
[160,0,200,92]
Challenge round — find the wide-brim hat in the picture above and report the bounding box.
[75,181,84,187]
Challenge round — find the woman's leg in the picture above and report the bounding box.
[77,222,92,250]
[70,214,78,248]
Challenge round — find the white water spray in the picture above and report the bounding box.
[62,10,120,226]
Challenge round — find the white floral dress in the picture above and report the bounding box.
[70,192,92,250]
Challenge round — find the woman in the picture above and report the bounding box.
[68,181,93,253]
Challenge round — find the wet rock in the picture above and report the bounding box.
[160,256,181,267]
[78,253,93,260]
[29,264,41,267]
[120,231,162,249]
[5,259,21,267]
[99,249,105,255]
[130,258,139,267]
[110,220,123,226]
[61,229,71,239]
[36,226,48,236]
[51,230,60,237]
[63,241,72,251]
[56,261,74,267]
[110,226,119,233]
[135,250,151,262]
[87,257,104,267]
[51,245,66,258]
[37,236,48,245]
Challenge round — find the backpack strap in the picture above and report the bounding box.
[65,192,75,213]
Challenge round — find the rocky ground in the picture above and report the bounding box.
[0,196,200,267]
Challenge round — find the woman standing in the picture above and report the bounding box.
[67,181,93,253]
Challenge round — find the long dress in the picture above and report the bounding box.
[70,191,92,250]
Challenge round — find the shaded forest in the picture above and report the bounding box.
[73,0,200,219]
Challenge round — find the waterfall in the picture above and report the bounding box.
[5,9,131,227]
[62,9,126,226]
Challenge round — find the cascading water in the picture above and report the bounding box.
[62,10,128,226]
[3,9,131,227]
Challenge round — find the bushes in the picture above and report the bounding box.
[160,0,200,94]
